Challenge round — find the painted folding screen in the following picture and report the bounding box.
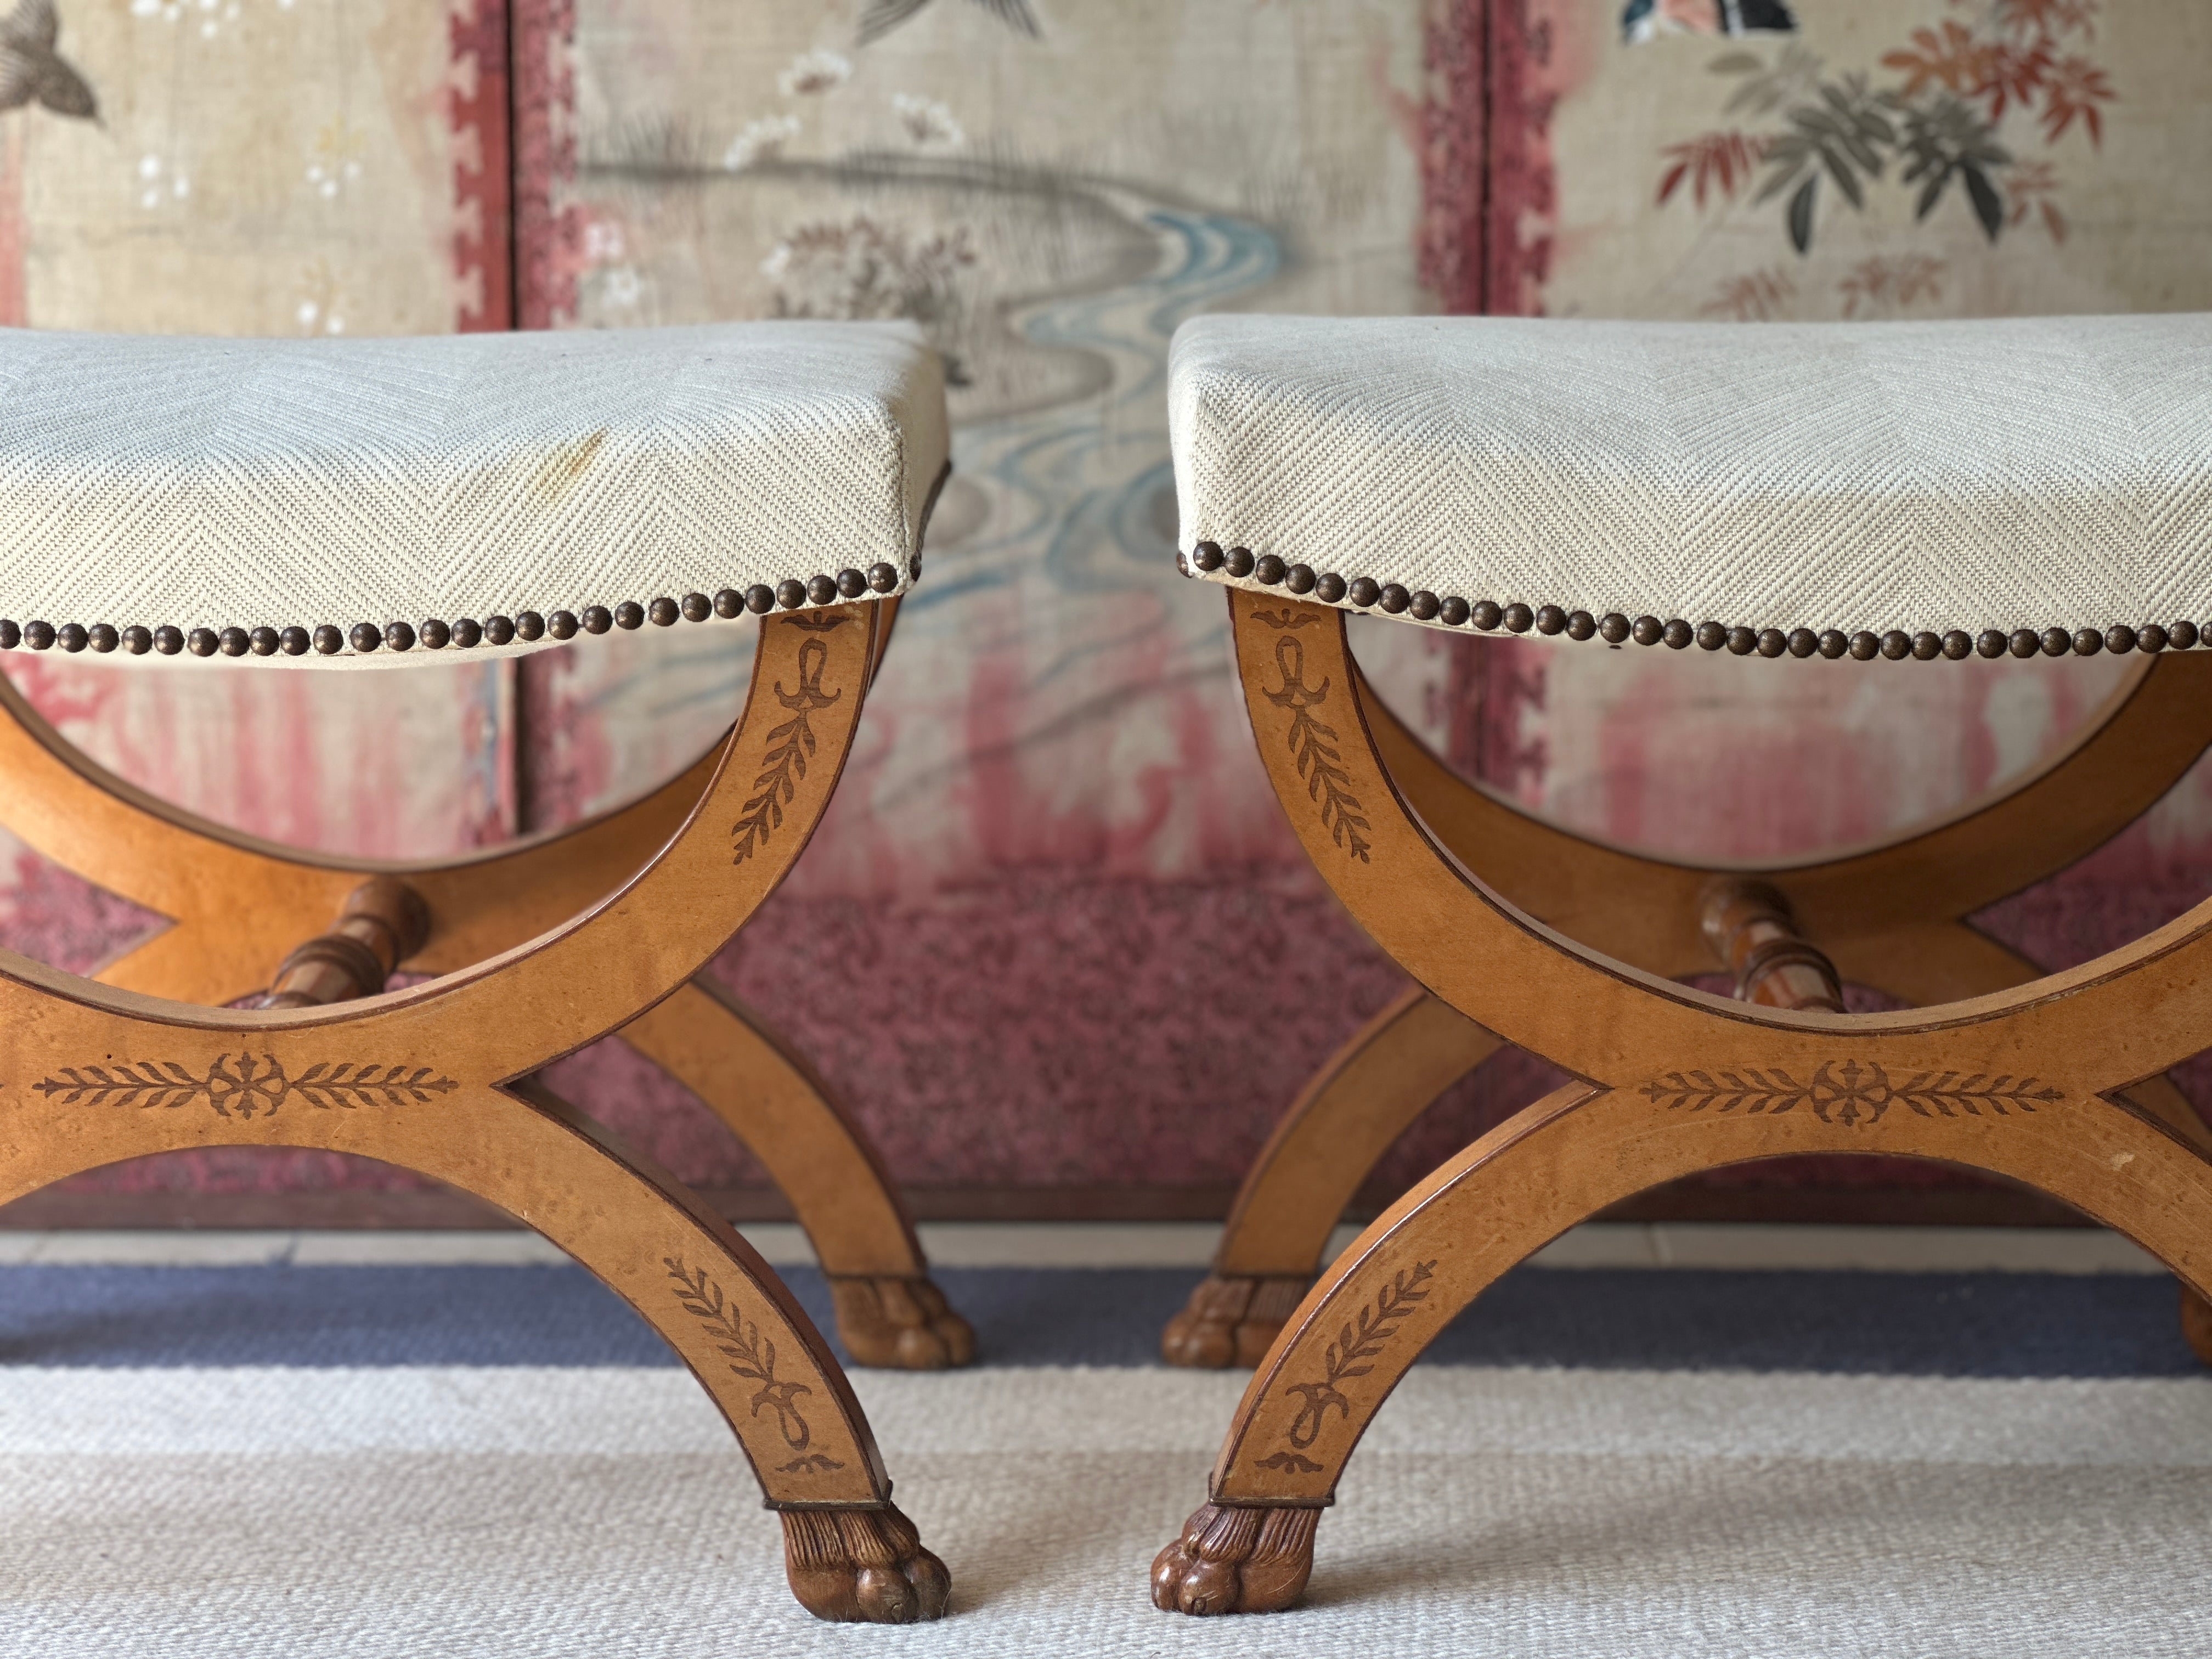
[512,0,2212,1207]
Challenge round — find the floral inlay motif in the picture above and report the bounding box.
[1256,611,1369,862]
[732,633,845,865]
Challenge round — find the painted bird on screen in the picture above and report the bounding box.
[859,0,1040,47]
[0,0,95,122]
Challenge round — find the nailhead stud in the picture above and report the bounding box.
[482,616,515,647]
[1315,573,1347,605]
[1286,564,1317,595]
[450,618,482,649]
[1535,605,1567,636]
[1941,631,1972,661]
[870,563,901,594]
[2104,624,2137,655]
[383,622,415,652]
[775,580,806,611]
[250,626,281,656]
[1566,610,1596,641]
[2171,621,2200,651]
[1817,630,1848,659]
[1191,542,1224,572]
[59,623,88,652]
[1630,616,1663,646]
[1785,628,1816,659]
[744,585,775,615]
[1725,627,1756,655]
[713,590,743,619]
[1695,621,1725,651]
[89,624,118,653]
[1474,600,1504,631]
[645,597,678,626]
[1255,554,1288,586]
[278,627,311,656]
[1758,628,1788,659]
[2140,624,2170,653]
[1848,631,1879,661]
[25,620,53,650]
[1977,630,2007,659]
[515,612,545,641]
[1879,630,1910,661]
[681,592,710,623]
[1506,603,1537,634]
[805,575,838,605]
[1440,595,1470,626]
[833,570,866,600]
[1409,591,1440,622]
[419,619,451,650]
[1224,547,1256,578]
[122,625,153,656]
[2008,628,2039,659]
[0,620,16,649]
[1347,577,1381,608]
[1599,613,1630,644]
[1662,619,1692,649]
[189,628,220,657]
[2038,626,2068,657]
[548,611,579,640]
[1911,631,1942,661]
[215,626,247,657]
[2072,627,2102,656]
[155,625,184,656]
[1379,584,1411,614]
[581,606,612,634]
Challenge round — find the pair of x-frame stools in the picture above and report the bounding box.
[7,310,2212,1630]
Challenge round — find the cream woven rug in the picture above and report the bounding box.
[5,1363,2211,1657]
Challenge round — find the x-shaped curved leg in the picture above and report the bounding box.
[1155,594,2212,1613]
[1164,625,2212,1368]
[0,631,973,1371]
[0,607,947,1622]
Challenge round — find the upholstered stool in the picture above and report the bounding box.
[0,319,960,1623]
[1151,311,2212,1615]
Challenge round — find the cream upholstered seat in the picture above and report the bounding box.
[1171,312,2212,661]
[0,319,947,661]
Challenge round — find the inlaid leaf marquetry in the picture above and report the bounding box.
[33,1054,457,1119]
[1259,625,1370,862]
[1639,1057,2062,1127]
[732,636,844,864]
[665,1256,825,1455]
[1280,1259,1435,1451]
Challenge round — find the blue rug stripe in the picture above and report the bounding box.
[0,1274,2185,1380]
[0,1265,2196,1375]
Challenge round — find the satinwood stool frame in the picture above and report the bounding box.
[1152,590,2212,1615]
[0,602,954,1623]
[1164,622,2212,1371]
[0,611,973,1376]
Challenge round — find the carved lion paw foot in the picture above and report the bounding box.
[782,1503,951,1623]
[1160,1274,1311,1368]
[1151,1502,1318,1616]
[828,1273,977,1369]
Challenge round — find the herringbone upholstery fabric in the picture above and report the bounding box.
[0,319,946,657]
[1171,312,2212,636]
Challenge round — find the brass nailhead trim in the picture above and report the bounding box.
[1178,548,2210,662]
[0,568,910,660]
